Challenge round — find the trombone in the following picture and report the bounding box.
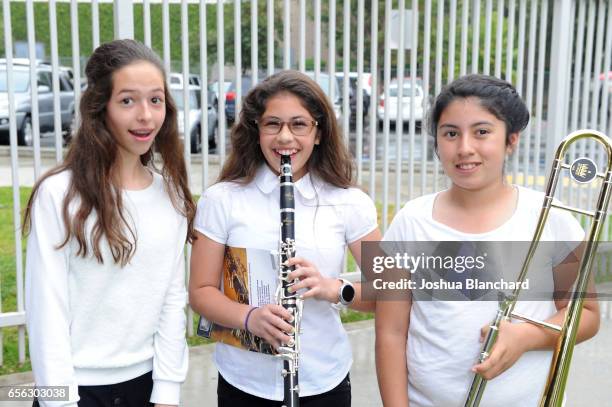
[464,129,612,407]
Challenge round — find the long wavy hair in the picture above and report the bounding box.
[23,39,195,266]
[218,70,354,188]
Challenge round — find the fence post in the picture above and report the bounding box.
[546,0,572,170]
[114,0,134,40]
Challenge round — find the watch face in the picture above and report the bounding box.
[341,284,356,303]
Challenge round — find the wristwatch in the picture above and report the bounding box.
[331,278,355,310]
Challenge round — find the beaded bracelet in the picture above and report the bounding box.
[244,306,259,333]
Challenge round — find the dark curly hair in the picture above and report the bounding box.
[218,70,354,188]
[427,74,530,153]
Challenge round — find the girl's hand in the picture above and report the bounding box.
[286,257,342,303]
[246,304,295,349]
[472,320,530,380]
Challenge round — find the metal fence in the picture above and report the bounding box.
[0,0,611,367]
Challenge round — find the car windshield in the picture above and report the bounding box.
[171,89,200,110]
[0,70,30,92]
[388,85,422,98]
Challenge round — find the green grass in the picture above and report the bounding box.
[0,186,32,375]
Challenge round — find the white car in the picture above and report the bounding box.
[171,84,218,153]
[377,80,426,129]
[304,71,343,124]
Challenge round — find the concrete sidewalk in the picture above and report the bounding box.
[1,313,611,407]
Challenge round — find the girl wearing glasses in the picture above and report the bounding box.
[190,70,381,406]
[375,75,600,406]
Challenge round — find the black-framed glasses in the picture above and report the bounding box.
[256,118,318,136]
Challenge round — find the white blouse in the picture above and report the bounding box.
[194,164,378,400]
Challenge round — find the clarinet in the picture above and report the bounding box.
[276,154,303,407]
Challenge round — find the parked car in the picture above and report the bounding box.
[209,80,231,105]
[0,59,75,146]
[336,72,371,121]
[170,84,218,153]
[377,79,426,129]
[305,71,343,124]
[225,76,262,124]
[169,72,201,88]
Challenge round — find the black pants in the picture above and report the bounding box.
[217,372,351,407]
[33,371,154,407]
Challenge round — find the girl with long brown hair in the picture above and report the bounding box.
[189,70,381,406]
[24,39,194,407]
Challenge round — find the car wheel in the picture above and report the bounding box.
[208,125,217,150]
[191,127,202,154]
[18,116,33,146]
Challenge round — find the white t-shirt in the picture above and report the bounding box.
[383,186,584,407]
[194,164,378,400]
[25,170,189,407]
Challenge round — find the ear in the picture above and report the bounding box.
[315,130,321,145]
[506,132,519,154]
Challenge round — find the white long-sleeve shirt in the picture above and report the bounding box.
[25,170,189,406]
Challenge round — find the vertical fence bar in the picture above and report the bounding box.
[459,0,469,76]
[299,0,306,72]
[571,0,587,207]
[408,0,418,200]
[382,0,392,231]
[566,0,577,206]
[3,0,24,365]
[114,0,134,39]
[162,0,170,74]
[471,0,480,74]
[200,0,209,190]
[581,1,596,130]
[267,0,274,76]
[342,0,350,143]
[494,0,504,78]
[448,0,457,82]
[433,0,444,192]
[395,0,405,213]
[369,0,379,201]
[49,0,62,163]
[218,0,226,163]
[356,0,365,184]
[251,0,258,84]
[422,0,431,196]
[328,0,336,103]
[70,0,81,131]
[505,0,516,82]
[26,0,41,179]
[484,0,493,75]
[143,0,151,48]
[534,0,549,190]
[590,0,607,131]
[181,0,191,166]
[180,0,193,337]
[234,0,242,116]
[314,0,321,81]
[284,0,291,70]
[92,0,100,49]
[577,0,596,210]
[512,0,527,183]
[522,0,537,187]
[570,0,586,133]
